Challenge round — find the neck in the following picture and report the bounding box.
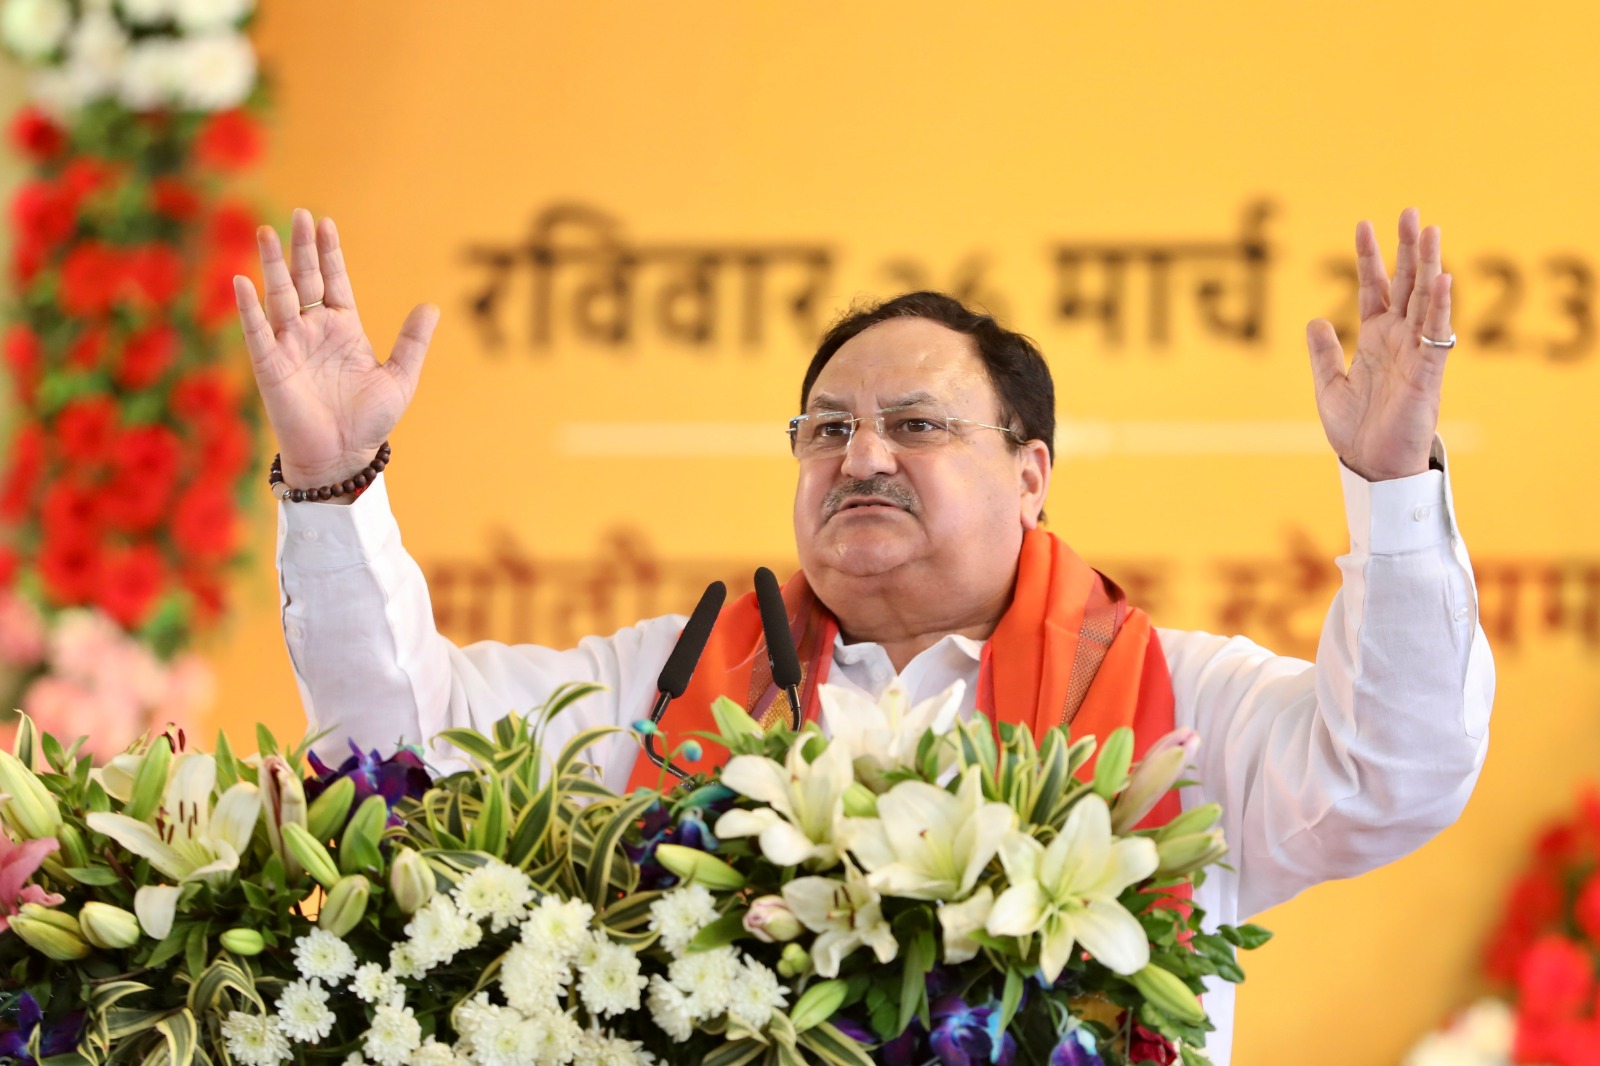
[826,574,1015,672]
[839,619,998,672]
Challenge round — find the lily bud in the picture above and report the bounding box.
[0,750,61,840]
[306,777,356,842]
[1128,962,1206,1024]
[711,696,765,745]
[655,844,746,891]
[1092,727,1134,800]
[1110,728,1200,833]
[54,822,88,870]
[78,902,141,949]
[777,942,811,979]
[220,928,265,955]
[261,755,309,879]
[282,822,342,888]
[841,782,879,818]
[124,736,172,823]
[389,847,436,915]
[319,875,371,937]
[339,795,389,875]
[1156,802,1222,841]
[11,903,90,960]
[742,896,802,943]
[789,978,846,1031]
[1154,829,1228,879]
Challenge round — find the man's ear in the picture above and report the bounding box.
[1018,440,1051,530]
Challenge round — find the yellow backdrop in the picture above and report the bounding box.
[192,2,1600,1061]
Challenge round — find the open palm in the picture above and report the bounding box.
[1306,208,1453,482]
[234,209,439,489]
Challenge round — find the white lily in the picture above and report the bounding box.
[782,863,899,977]
[820,679,964,785]
[986,794,1158,979]
[843,765,1016,900]
[87,753,261,887]
[938,886,995,964]
[714,737,853,868]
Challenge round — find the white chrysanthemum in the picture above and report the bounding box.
[577,939,648,1017]
[450,992,497,1050]
[726,958,789,1032]
[293,928,358,983]
[363,1002,422,1066]
[647,884,719,956]
[498,940,570,1015]
[573,1032,657,1066]
[1,0,71,60]
[521,896,595,961]
[60,9,126,101]
[343,1055,369,1066]
[116,0,172,26]
[352,962,401,1005]
[527,1008,581,1066]
[173,29,255,111]
[404,895,480,970]
[453,861,536,932]
[274,979,336,1043]
[171,0,251,32]
[667,946,741,1020]
[469,1007,541,1066]
[388,943,427,980]
[221,1011,291,1066]
[406,1036,463,1066]
[647,975,693,1042]
[118,36,181,110]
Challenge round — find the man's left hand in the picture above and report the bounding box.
[1306,207,1452,482]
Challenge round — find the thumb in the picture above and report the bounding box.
[386,303,440,395]
[1305,319,1346,399]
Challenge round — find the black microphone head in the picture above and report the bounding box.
[754,566,802,689]
[657,581,726,699]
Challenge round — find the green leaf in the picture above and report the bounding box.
[12,712,38,767]
[1219,923,1273,950]
[797,1022,876,1066]
[998,967,1024,1033]
[437,729,499,765]
[40,733,66,774]
[506,782,555,868]
[700,1040,768,1066]
[468,774,507,854]
[582,789,656,908]
[188,956,262,1015]
[895,923,935,1036]
[184,924,209,982]
[254,724,279,759]
[599,890,665,933]
[154,1007,197,1066]
[62,866,121,886]
[687,911,747,952]
[213,732,239,790]
[145,926,188,970]
[555,726,627,784]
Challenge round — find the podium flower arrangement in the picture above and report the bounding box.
[0,681,1265,1066]
[0,0,266,756]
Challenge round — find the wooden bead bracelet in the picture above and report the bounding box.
[269,442,391,503]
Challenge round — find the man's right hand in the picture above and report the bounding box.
[234,208,439,494]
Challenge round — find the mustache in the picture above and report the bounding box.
[823,476,919,520]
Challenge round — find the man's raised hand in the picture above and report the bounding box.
[234,208,439,491]
[1306,207,1453,482]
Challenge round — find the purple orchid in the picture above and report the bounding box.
[0,836,62,934]
[305,741,432,829]
[1048,1028,1104,1066]
[928,996,1017,1066]
[625,803,721,890]
[0,993,83,1063]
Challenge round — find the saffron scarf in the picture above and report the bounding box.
[628,528,1179,822]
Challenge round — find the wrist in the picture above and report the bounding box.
[270,443,390,504]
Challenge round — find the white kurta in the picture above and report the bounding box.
[274,447,1493,1065]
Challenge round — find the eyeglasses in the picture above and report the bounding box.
[787,403,1026,458]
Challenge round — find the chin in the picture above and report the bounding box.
[813,530,917,579]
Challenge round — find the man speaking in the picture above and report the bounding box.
[234,207,1493,1062]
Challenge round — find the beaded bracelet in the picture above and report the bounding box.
[269,442,391,503]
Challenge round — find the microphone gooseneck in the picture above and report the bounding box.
[644,580,726,778]
[754,567,803,731]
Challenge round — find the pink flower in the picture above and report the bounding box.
[0,834,62,933]
[157,655,215,728]
[48,609,123,684]
[0,593,45,666]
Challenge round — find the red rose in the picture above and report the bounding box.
[1575,874,1600,946]
[173,484,238,560]
[150,177,200,222]
[97,543,165,627]
[68,323,110,371]
[198,253,250,329]
[37,526,101,606]
[205,201,258,254]
[1127,1023,1177,1066]
[59,241,120,316]
[122,242,184,310]
[40,478,102,537]
[3,324,42,401]
[194,110,263,171]
[116,323,179,390]
[103,425,181,532]
[0,547,18,587]
[55,395,120,465]
[1518,936,1593,1022]
[12,238,45,285]
[0,423,46,520]
[202,417,253,478]
[172,369,236,431]
[58,158,112,211]
[10,179,74,247]
[182,566,226,626]
[7,106,66,162]
[1514,1016,1600,1066]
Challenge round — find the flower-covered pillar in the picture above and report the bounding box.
[0,0,265,754]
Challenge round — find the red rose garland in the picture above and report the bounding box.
[0,2,265,756]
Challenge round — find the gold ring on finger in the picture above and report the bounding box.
[299,299,325,312]
[1420,332,1456,349]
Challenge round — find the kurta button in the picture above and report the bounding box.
[1412,505,1431,521]
[301,529,318,541]
[1453,607,1470,621]
[286,624,304,640]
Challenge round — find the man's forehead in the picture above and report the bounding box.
[805,319,991,410]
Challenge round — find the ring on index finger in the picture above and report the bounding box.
[1420,332,1457,349]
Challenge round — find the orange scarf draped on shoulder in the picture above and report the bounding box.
[627,529,1180,824]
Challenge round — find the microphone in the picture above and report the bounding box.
[754,567,803,731]
[643,581,726,778]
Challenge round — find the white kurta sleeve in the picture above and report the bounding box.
[275,474,683,788]
[1160,442,1494,922]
